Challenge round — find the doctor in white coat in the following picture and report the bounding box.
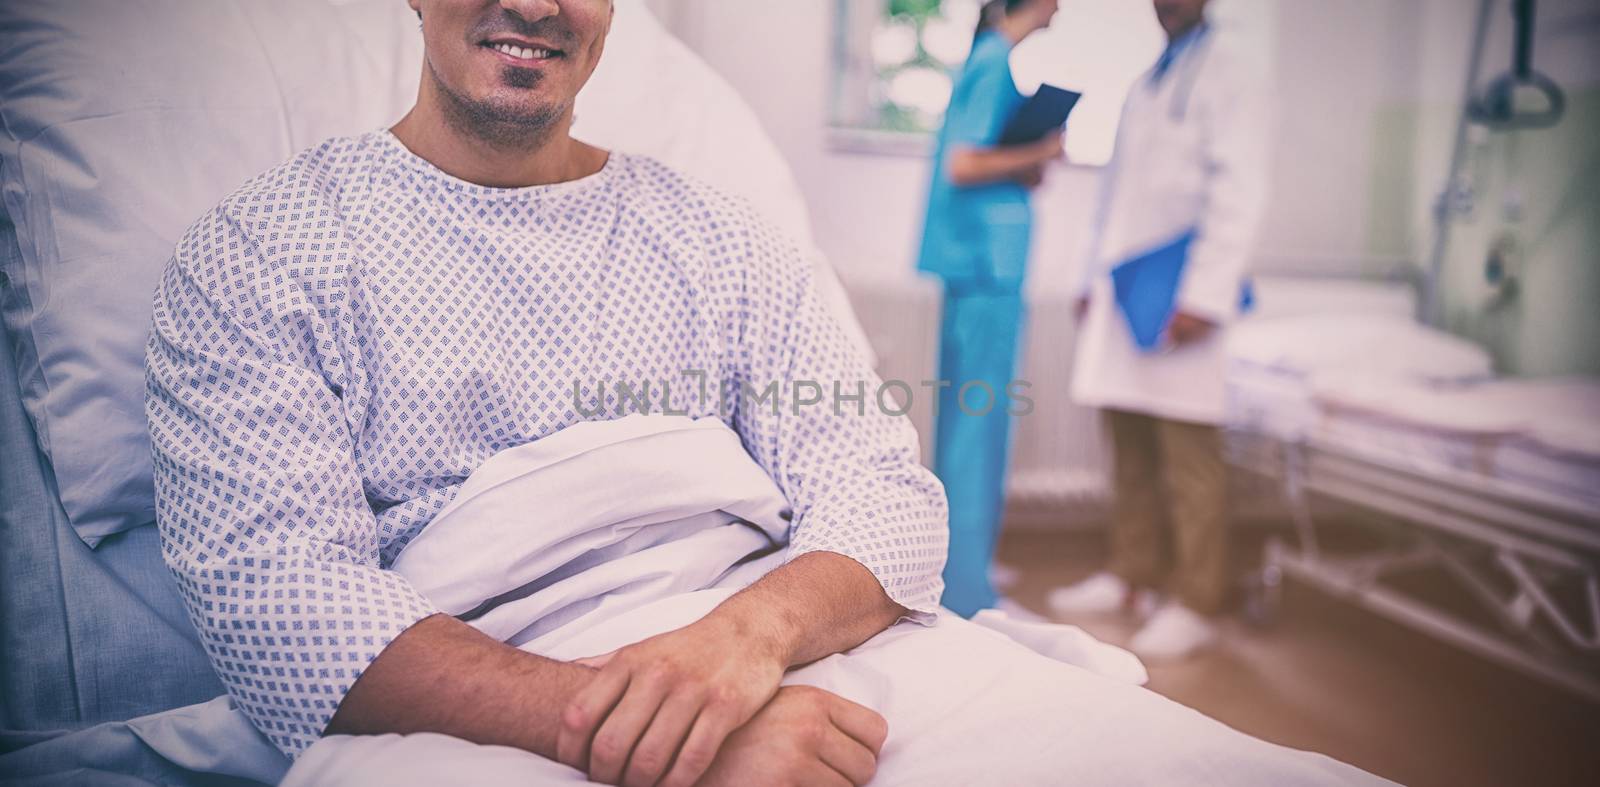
[1050,0,1269,660]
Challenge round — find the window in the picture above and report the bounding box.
[829,0,1270,165]
[830,0,982,137]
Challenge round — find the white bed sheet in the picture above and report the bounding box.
[1225,276,1599,514]
[1227,365,1600,513]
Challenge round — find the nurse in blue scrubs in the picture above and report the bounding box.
[918,0,1063,617]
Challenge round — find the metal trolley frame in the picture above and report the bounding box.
[1227,429,1600,703]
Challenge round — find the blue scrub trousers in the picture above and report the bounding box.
[934,282,1025,617]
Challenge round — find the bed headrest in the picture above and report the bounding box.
[0,0,826,546]
[573,1,816,248]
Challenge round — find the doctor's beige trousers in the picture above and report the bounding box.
[1103,408,1230,615]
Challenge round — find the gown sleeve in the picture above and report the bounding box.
[146,207,438,757]
[724,207,949,622]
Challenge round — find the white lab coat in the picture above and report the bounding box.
[1071,27,1270,425]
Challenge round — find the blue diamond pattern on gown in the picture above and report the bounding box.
[144,130,948,757]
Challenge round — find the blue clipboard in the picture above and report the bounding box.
[1109,229,1255,352]
[1110,230,1194,352]
[998,84,1082,146]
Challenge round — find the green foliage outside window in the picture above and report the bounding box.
[860,0,978,134]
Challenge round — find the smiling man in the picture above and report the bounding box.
[147,2,942,785]
[146,2,1385,785]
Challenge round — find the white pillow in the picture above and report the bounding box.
[1228,313,1494,383]
[0,0,423,545]
[0,0,848,545]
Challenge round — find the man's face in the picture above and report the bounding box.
[409,0,613,137]
[1152,0,1206,38]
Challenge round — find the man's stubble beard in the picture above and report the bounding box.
[428,59,568,150]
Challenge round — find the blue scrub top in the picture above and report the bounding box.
[916,31,1031,291]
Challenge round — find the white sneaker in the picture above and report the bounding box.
[1128,602,1217,661]
[1046,572,1130,616]
[990,562,1023,592]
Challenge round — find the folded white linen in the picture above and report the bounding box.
[1228,312,1493,383]
[390,414,790,647]
[1310,374,1600,460]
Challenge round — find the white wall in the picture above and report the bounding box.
[653,0,1434,294]
[1268,0,1423,270]
[657,0,1091,296]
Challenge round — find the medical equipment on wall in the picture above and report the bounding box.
[1481,168,1526,310]
[1422,0,1566,325]
[1467,0,1566,131]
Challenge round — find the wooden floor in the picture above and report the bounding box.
[996,527,1600,787]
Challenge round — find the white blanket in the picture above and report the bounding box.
[390,415,793,650]
[286,415,1387,786]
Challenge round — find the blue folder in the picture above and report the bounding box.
[998,84,1082,146]
[1110,230,1195,351]
[1109,229,1255,352]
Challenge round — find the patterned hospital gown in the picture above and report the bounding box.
[144,130,948,756]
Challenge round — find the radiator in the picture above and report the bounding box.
[841,274,1111,518]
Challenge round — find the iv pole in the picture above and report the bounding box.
[1421,0,1495,327]
[1421,0,1566,326]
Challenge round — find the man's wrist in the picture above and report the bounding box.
[698,594,800,668]
[325,614,605,761]
[703,550,903,670]
[537,660,601,749]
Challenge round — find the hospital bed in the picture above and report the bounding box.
[0,0,864,781]
[1223,278,1600,702]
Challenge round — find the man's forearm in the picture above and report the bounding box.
[703,550,908,669]
[326,613,596,757]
